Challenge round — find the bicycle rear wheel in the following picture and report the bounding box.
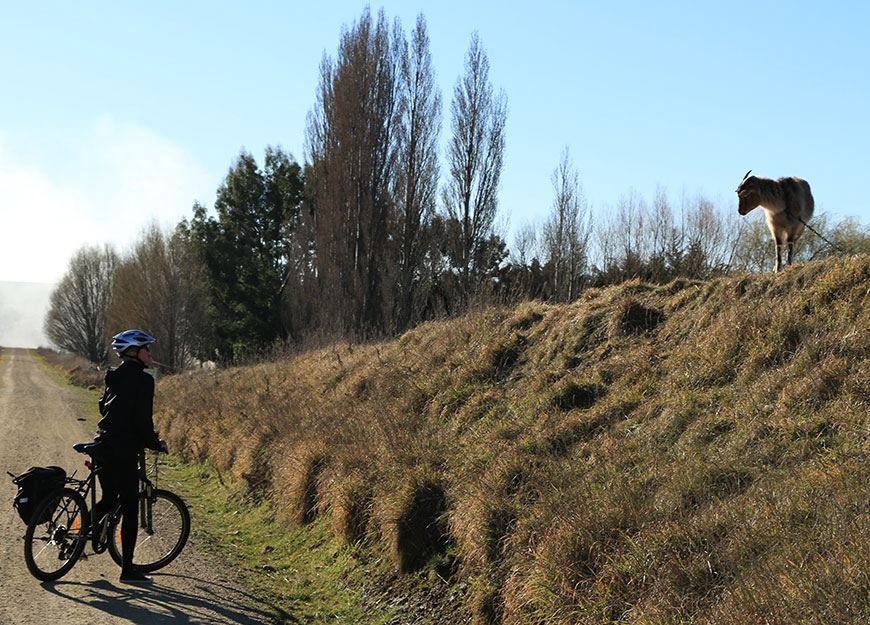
[24,488,89,581]
[107,489,190,572]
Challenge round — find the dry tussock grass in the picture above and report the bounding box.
[154,255,870,624]
[37,348,105,389]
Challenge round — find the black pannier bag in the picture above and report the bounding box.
[11,466,67,524]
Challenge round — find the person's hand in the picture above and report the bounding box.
[159,439,169,453]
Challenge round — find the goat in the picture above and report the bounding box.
[736,170,814,272]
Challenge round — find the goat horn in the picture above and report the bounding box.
[742,170,752,182]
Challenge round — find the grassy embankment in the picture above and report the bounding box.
[48,256,870,624]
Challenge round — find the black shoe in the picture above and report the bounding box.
[120,570,153,584]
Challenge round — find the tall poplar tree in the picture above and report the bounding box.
[393,14,441,332]
[442,32,508,308]
[305,7,401,337]
[543,147,591,302]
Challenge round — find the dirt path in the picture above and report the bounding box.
[0,349,280,624]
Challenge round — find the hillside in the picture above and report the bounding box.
[156,256,870,624]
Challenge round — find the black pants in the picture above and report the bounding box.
[94,453,140,572]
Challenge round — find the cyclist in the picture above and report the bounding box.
[92,329,168,584]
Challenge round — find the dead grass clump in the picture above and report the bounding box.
[451,453,544,574]
[37,348,105,389]
[545,403,634,455]
[237,434,275,502]
[551,379,601,411]
[609,298,665,337]
[500,496,640,624]
[452,494,517,577]
[506,302,546,332]
[676,465,755,514]
[377,467,451,574]
[312,460,375,546]
[279,443,328,526]
[476,333,528,383]
[68,364,105,389]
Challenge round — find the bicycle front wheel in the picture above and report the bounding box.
[24,488,89,581]
[107,489,190,572]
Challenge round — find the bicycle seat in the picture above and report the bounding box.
[73,442,101,456]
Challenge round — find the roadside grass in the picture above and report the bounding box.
[40,255,870,624]
[160,459,399,624]
[33,349,102,423]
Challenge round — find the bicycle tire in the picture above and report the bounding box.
[23,488,89,581]
[107,489,190,572]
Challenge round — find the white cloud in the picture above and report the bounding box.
[0,120,216,283]
[0,142,82,283]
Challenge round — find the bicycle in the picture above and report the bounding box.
[22,442,190,582]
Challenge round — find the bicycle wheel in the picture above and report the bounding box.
[107,489,190,572]
[24,488,89,581]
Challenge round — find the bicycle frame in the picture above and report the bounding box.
[66,450,158,548]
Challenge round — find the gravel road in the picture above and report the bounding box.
[0,349,278,624]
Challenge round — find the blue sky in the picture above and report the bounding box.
[1,1,868,289]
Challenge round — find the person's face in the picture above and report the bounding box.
[138,344,154,366]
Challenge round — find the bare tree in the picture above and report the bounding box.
[393,13,441,332]
[510,220,539,269]
[731,217,778,273]
[594,190,649,282]
[107,222,210,370]
[542,147,591,301]
[679,195,738,278]
[305,7,401,337]
[442,31,508,307]
[44,244,119,364]
[647,186,677,279]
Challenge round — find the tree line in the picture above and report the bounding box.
[44,8,870,367]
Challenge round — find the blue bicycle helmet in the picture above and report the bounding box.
[111,329,156,356]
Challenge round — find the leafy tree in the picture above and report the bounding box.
[189,147,303,361]
[44,244,118,364]
[107,222,210,370]
[442,32,508,308]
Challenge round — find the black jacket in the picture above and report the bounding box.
[95,359,162,457]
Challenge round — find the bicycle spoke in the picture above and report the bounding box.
[107,489,189,572]
[24,489,88,581]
